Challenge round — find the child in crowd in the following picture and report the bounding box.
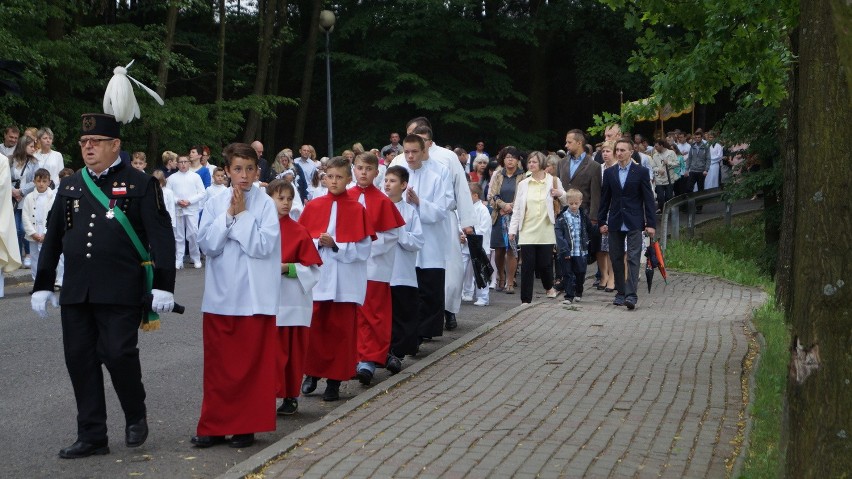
[131,152,147,172]
[167,155,206,269]
[461,182,492,306]
[384,166,423,365]
[267,179,322,416]
[298,156,374,401]
[348,152,405,385]
[555,189,593,305]
[58,168,74,180]
[161,150,178,178]
[278,169,305,219]
[21,168,55,281]
[152,170,176,230]
[192,143,281,449]
[206,167,228,200]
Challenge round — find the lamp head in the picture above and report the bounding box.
[319,10,336,32]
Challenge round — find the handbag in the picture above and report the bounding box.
[551,175,561,214]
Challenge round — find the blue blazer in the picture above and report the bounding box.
[598,162,656,231]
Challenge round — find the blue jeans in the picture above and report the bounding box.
[14,208,29,256]
[559,256,588,300]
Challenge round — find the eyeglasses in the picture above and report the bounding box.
[79,138,115,147]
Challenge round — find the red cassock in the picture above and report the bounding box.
[348,185,407,365]
[196,313,278,436]
[276,216,323,398]
[299,192,376,381]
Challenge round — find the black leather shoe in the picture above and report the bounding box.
[190,435,227,448]
[301,375,318,394]
[386,354,402,375]
[613,297,625,306]
[229,433,255,448]
[59,440,110,459]
[444,312,457,331]
[624,300,636,310]
[323,380,341,401]
[125,417,148,448]
[356,367,373,385]
[277,397,298,416]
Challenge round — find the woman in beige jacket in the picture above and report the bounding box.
[508,151,565,304]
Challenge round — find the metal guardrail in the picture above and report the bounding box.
[660,187,731,251]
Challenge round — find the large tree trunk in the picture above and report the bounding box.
[776,29,799,311]
[784,1,852,477]
[146,2,178,164]
[45,0,67,110]
[263,0,289,153]
[216,0,226,148]
[242,0,277,143]
[292,0,322,147]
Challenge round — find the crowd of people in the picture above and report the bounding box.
[0,114,735,457]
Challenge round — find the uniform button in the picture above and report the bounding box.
[91,214,96,219]
[86,253,91,258]
[87,232,92,237]
[86,243,92,248]
[89,223,94,227]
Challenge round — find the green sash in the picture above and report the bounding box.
[81,170,159,330]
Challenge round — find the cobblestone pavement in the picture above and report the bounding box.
[245,272,764,479]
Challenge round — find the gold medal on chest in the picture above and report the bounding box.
[105,209,115,220]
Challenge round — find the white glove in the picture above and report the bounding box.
[151,289,175,313]
[32,290,59,318]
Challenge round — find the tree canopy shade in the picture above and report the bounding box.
[0,0,671,164]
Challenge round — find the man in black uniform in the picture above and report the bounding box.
[31,113,177,459]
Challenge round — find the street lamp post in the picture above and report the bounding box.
[319,10,336,159]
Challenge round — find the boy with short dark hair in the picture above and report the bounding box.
[385,166,423,365]
[22,168,55,281]
[298,157,375,401]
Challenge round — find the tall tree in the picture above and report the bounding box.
[147,1,180,159]
[243,0,278,142]
[783,0,852,475]
[291,0,322,148]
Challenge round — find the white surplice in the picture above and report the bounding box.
[390,199,424,288]
[311,202,372,304]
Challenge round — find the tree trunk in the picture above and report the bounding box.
[146,2,178,164]
[264,0,289,152]
[242,0,277,143]
[45,0,67,109]
[292,0,322,147]
[784,1,852,477]
[527,0,549,134]
[776,29,799,311]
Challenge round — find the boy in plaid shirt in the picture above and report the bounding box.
[555,189,593,304]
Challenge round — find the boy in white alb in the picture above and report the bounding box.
[167,155,206,269]
[461,182,492,306]
[399,134,453,343]
[22,169,55,281]
[385,166,424,366]
[206,167,228,200]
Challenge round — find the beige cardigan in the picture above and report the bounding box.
[508,173,565,237]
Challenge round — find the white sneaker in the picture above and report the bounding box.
[23,256,32,268]
[461,295,474,302]
[561,299,573,305]
[473,299,488,306]
[194,261,202,269]
[176,261,184,270]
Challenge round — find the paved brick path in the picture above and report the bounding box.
[228,272,764,479]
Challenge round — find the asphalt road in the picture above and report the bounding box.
[0,267,522,478]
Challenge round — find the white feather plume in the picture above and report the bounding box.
[102,60,164,124]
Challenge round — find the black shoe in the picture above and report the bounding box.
[301,376,318,394]
[356,368,373,386]
[592,280,600,289]
[59,440,110,459]
[323,380,341,401]
[125,417,148,448]
[386,354,402,375]
[605,287,615,293]
[554,281,565,292]
[190,435,227,448]
[624,300,636,310]
[613,297,625,306]
[444,312,457,331]
[277,397,298,416]
[229,433,255,448]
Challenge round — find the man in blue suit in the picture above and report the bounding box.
[598,138,657,310]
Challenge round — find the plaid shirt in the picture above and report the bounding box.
[566,210,584,257]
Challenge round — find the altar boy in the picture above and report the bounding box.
[347,152,405,385]
[298,157,375,401]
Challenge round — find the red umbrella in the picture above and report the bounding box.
[645,238,668,293]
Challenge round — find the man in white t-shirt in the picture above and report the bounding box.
[0,125,19,158]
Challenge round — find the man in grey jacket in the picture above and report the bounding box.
[686,129,710,212]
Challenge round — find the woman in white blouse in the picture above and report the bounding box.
[508,151,565,304]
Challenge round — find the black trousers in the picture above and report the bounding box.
[519,244,554,303]
[415,268,445,338]
[655,184,674,213]
[559,256,588,300]
[61,303,147,443]
[390,285,420,356]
